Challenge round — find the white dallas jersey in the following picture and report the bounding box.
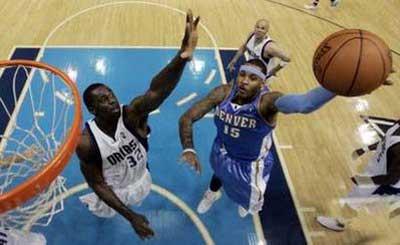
[245,33,273,67]
[0,228,46,245]
[365,122,400,188]
[86,107,148,188]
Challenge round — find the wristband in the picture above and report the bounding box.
[182,148,197,155]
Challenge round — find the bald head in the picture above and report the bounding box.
[254,19,270,38]
[256,19,269,28]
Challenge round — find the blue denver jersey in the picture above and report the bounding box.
[213,85,274,161]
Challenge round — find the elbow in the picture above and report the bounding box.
[89,181,108,193]
[298,103,317,114]
[278,58,290,69]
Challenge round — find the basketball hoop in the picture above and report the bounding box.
[0,60,82,229]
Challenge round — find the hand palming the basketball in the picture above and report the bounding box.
[180,9,200,60]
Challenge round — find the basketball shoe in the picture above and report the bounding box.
[331,0,341,7]
[238,206,249,218]
[197,189,222,214]
[316,216,346,231]
[304,2,318,10]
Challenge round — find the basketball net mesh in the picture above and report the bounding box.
[0,63,77,231]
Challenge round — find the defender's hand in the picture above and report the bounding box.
[180,9,200,60]
[129,213,154,240]
[227,61,235,73]
[383,68,396,86]
[180,151,202,174]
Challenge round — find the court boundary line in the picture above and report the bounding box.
[23,183,215,245]
[272,135,313,244]
[12,45,223,50]
[35,0,226,85]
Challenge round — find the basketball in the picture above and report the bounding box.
[312,29,392,96]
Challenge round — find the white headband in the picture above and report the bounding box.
[239,65,266,80]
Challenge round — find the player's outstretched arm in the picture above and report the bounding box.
[264,42,291,76]
[179,84,230,173]
[126,10,200,124]
[259,86,336,124]
[274,86,336,114]
[227,32,252,73]
[76,131,154,240]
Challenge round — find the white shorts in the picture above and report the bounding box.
[0,228,46,245]
[79,170,152,218]
[340,185,400,211]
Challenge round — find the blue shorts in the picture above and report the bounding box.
[210,140,275,213]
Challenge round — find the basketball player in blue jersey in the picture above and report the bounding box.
[227,19,290,80]
[179,59,337,217]
[75,10,199,240]
[317,120,400,231]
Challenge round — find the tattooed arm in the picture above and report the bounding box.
[179,84,231,173]
[125,10,200,137]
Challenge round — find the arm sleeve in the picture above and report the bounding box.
[274,86,336,114]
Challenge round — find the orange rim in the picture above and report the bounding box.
[0,59,82,214]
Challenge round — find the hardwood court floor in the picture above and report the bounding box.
[0,1,399,244]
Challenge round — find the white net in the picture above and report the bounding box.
[0,61,79,231]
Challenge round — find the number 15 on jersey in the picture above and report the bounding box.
[224,125,240,138]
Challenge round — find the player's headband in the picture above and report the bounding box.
[239,65,266,81]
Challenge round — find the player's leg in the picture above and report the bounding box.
[317,184,376,231]
[331,0,341,7]
[197,174,223,214]
[304,0,320,10]
[197,142,227,214]
[316,216,347,231]
[126,169,152,206]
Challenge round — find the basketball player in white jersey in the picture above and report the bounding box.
[75,10,199,240]
[0,228,46,245]
[227,19,290,80]
[317,120,400,231]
